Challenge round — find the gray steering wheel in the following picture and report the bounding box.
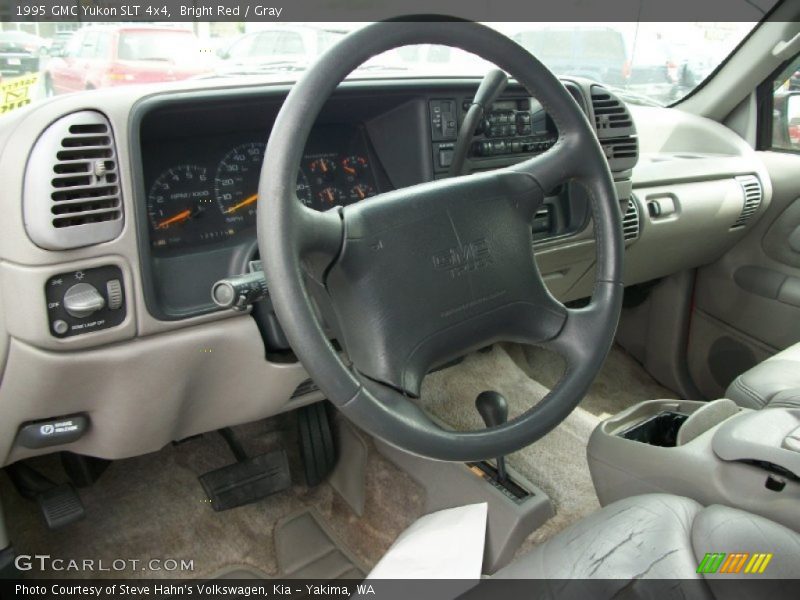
[258,21,623,461]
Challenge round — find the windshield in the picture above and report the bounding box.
[1,20,762,113]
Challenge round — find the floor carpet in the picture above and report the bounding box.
[0,413,424,579]
[419,343,676,554]
[1,343,675,577]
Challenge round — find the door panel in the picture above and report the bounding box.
[688,151,800,398]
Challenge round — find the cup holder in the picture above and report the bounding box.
[618,411,688,447]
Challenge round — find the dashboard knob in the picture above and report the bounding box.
[63,283,106,318]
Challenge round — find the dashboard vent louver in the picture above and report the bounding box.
[732,175,762,229]
[590,85,635,139]
[24,111,123,250]
[622,197,640,243]
[602,138,639,172]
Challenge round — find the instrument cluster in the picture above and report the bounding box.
[145,125,379,252]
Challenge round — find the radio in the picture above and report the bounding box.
[471,101,556,157]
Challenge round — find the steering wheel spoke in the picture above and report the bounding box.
[294,203,344,284]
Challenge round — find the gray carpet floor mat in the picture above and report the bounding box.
[0,415,420,579]
[418,343,676,553]
[1,343,675,577]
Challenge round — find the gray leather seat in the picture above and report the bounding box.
[726,342,800,409]
[495,494,800,589]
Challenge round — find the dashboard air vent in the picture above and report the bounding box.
[602,138,639,172]
[24,111,123,250]
[732,175,762,229]
[590,85,635,139]
[622,197,641,243]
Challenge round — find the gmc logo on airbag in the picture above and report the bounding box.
[432,238,493,279]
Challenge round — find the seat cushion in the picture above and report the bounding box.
[495,494,704,581]
[495,493,800,588]
[726,342,800,409]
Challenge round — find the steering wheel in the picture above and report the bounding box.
[258,21,623,462]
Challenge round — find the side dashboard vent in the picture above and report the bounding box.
[24,111,123,250]
[590,85,635,139]
[732,175,763,229]
[602,138,639,172]
[622,197,641,243]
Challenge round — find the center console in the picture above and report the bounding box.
[588,400,800,532]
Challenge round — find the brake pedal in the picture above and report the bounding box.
[199,449,291,511]
[37,484,85,529]
[297,402,337,487]
[6,462,85,530]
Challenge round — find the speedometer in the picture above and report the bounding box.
[215,142,265,230]
[216,142,318,224]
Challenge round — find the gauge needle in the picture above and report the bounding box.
[156,209,192,229]
[355,187,365,199]
[225,193,258,214]
[343,165,356,175]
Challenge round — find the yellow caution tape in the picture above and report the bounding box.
[0,73,40,115]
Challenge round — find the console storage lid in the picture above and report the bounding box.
[712,408,800,478]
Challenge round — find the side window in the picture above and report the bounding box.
[226,35,256,60]
[251,32,280,56]
[275,32,304,56]
[78,32,99,59]
[94,33,110,59]
[769,55,800,152]
[63,33,83,58]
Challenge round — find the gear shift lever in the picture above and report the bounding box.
[475,390,509,483]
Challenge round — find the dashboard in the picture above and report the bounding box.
[0,73,773,467]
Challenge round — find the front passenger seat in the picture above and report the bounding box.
[494,493,799,592]
[725,342,800,409]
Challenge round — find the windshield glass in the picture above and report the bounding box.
[0,19,763,113]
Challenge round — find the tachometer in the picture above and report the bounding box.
[148,164,217,248]
[215,142,265,230]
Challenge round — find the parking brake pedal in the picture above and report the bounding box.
[199,429,291,511]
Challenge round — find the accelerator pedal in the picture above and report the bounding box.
[199,449,291,512]
[297,402,337,487]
